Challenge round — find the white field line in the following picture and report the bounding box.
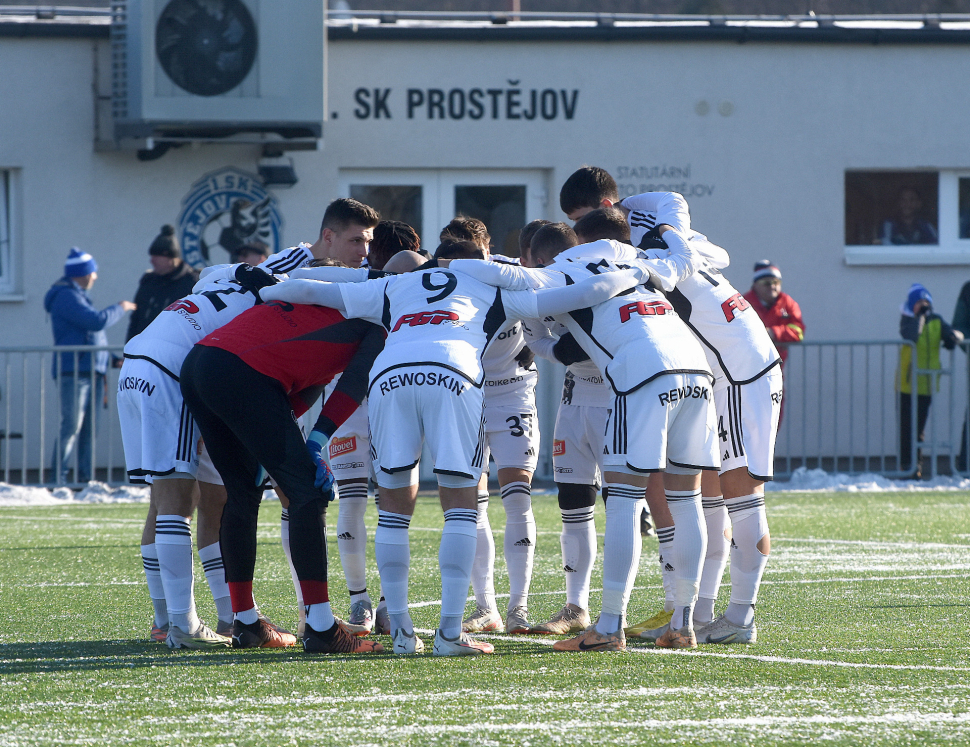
[779,537,970,550]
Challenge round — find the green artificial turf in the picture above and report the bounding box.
[0,491,967,746]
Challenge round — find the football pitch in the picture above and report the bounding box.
[0,490,967,746]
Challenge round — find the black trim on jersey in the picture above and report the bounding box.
[478,287,509,362]
[127,466,176,479]
[123,353,180,382]
[666,287,693,322]
[668,458,720,471]
[366,361,482,396]
[380,459,420,474]
[622,463,663,474]
[471,405,486,469]
[604,367,714,397]
[381,290,392,331]
[263,247,308,275]
[748,470,774,482]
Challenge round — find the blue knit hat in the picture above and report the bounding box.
[64,247,97,278]
[902,283,933,316]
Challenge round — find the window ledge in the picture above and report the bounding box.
[844,245,970,266]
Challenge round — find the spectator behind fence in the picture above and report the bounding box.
[897,283,963,477]
[742,260,805,366]
[44,248,135,483]
[950,280,970,470]
[125,225,199,341]
[881,187,938,246]
[232,240,270,267]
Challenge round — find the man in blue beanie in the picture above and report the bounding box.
[44,247,135,483]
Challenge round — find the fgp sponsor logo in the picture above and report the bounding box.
[329,436,357,459]
[391,310,460,333]
[658,385,710,406]
[163,299,202,330]
[619,299,674,323]
[353,82,579,121]
[721,293,751,322]
[177,167,283,269]
[553,440,566,457]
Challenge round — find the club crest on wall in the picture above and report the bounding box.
[177,167,283,268]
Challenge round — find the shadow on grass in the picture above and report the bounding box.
[0,637,554,673]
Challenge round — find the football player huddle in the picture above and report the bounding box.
[119,166,779,657]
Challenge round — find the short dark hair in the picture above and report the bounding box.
[559,166,619,215]
[440,216,490,248]
[518,219,551,264]
[320,198,380,235]
[531,223,578,265]
[433,238,486,261]
[368,220,421,271]
[573,207,630,243]
[232,240,270,262]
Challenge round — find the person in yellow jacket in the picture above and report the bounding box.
[898,283,963,476]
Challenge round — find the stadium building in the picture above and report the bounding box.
[2,3,969,478]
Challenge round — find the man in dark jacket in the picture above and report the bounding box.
[45,247,135,483]
[126,225,199,341]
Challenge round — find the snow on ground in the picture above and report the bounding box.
[0,467,968,506]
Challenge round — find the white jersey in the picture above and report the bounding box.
[123,244,314,379]
[529,316,610,408]
[619,192,780,384]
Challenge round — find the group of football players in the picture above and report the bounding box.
[119,166,780,657]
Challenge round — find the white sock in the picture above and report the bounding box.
[280,509,304,628]
[141,543,168,628]
[656,525,675,612]
[726,493,770,624]
[502,481,535,612]
[665,489,706,628]
[155,515,198,632]
[305,602,335,632]
[336,484,369,595]
[470,490,497,611]
[439,508,478,639]
[560,505,596,610]
[198,542,232,624]
[235,606,259,625]
[697,494,730,624]
[596,483,644,635]
[375,510,413,633]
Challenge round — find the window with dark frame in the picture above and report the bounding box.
[845,171,938,246]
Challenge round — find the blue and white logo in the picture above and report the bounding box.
[177,167,283,269]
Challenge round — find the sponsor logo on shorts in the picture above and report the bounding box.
[329,436,357,458]
[554,466,573,474]
[618,299,674,323]
[378,370,466,396]
[553,440,566,456]
[118,377,156,396]
[485,375,525,387]
[658,385,710,406]
[720,293,751,322]
[333,462,366,470]
[391,310,460,333]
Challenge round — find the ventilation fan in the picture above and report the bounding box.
[155,0,258,97]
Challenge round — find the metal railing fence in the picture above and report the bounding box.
[0,340,961,488]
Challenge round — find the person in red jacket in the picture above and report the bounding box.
[742,260,805,366]
[179,266,386,655]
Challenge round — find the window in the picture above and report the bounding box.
[0,170,14,296]
[845,170,970,265]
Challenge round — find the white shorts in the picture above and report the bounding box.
[368,366,485,488]
[195,440,224,486]
[552,402,609,486]
[328,400,372,482]
[117,357,199,484]
[715,366,783,480]
[483,402,539,472]
[603,373,719,474]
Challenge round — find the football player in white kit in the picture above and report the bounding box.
[562,167,780,645]
[449,218,719,651]
[262,240,648,656]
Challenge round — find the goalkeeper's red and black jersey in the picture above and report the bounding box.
[197,300,385,424]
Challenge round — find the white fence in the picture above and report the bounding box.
[0,341,959,487]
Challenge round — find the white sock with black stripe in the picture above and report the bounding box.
[470,489,497,612]
[696,494,730,624]
[596,483,645,635]
[439,508,478,638]
[725,493,769,627]
[375,510,412,633]
[155,515,199,633]
[656,525,676,612]
[502,481,535,612]
[141,543,167,628]
[335,482,370,600]
[560,506,596,610]
[198,542,232,624]
[665,489,706,630]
